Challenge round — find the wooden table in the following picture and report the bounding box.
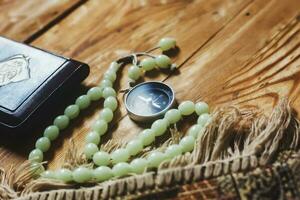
[0,0,300,182]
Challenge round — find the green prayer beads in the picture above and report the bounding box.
[64,105,80,119]
[53,115,69,130]
[43,125,59,141]
[87,87,102,101]
[73,167,92,183]
[35,137,51,152]
[93,166,113,182]
[56,169,73,182]
[28,149,43,162]
[158,37,176,51]
[27,37,213,185]
[75,95,91,110]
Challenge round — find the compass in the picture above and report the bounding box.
[125,81,175,122]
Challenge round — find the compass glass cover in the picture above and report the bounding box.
[126,82,174,116]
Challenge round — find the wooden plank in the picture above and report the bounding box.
[0,0,84,42]
[29,0,253,169]
[164,0,300,113]
[0,0,253,170]
[1,0,298,173]
[106,0,300,152]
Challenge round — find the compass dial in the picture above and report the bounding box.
[125,82,175,122]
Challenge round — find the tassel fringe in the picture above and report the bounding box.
[1,98,299,199]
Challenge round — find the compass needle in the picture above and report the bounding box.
[152,102,161,109]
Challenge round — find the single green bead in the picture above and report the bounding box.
[72,167,92,183]
[179,136,195,153]
[87,87,102,101]
[130,158,147,174]
[108,62,120,72]
[43,125,59,141]
[75,95,91,110]
[164,109,181,124]
[64,104,80,119]
[28,149,43,162]
[165,144,182,159]
[139,129,155,146]
[140,57,156,71]
[104,70,117,82]
[178,101,195,116]
[195,102,209,115]
[111,148,130,164]
[84,143,99,159]
[99,79,113,88]
[147,152,167,168]
[85,131,100,145]
[128,65,142,80]
[197,113,211,126]
[99,108,114,123]
[102,87,117,98]
[158,37,176,51]
[56,168,73,182]
[40,170,55,179]
[112,162,131,177]
[126,139,143,156]
[104,96,118,111]
[53,115,69,130]
[92,119,108,136]
[155,55,171,69]
[188,124,203,138]
[30,163,45,175]
[93,166,113,182]
[35,137,51,152]
[93,151,110,166]
[151,119,169,136]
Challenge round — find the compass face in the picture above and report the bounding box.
[125,82,175,121]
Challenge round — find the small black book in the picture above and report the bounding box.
[0,37,89,135]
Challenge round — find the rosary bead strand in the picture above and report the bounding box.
[43,125,59,141]
[85,131,100,145]
[155,55,172,69]
[187,124,203,139]
[87,87,102,101]
[35,137,51,152]
[128,65,142,81]
[56,169,73,182]
[197,113,211,126]
[53,115,70,130]
[75,95,91,110]
[39,100,210,183]
[165,144,183,159]
[158,37,176,52]
[195,102,209,115]
[130,158,148,174]
[93,166,113,182]
[178,101,195,116]
[140,57,156,71]
[179,136,195,153]
[164,109,181,124]
[93,151,110,166]
[29,38,213,184]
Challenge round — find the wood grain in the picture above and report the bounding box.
[165,0,300,112]
[107,0,300,158]
[0,0,299,174]
[31,0,252,169]
[0,0,84,42]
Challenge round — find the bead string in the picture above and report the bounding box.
[28,38,211,183]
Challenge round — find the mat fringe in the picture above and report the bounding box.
[1,98,299,200]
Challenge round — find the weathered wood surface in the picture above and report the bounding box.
[0,0,84,42]
[0,0,299,174]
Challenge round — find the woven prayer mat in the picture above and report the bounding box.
[1,98,300,200]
